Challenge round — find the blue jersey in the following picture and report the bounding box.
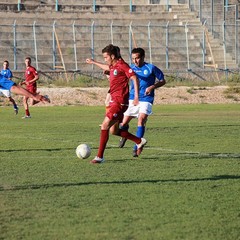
[0,74,15,90]
[129,62,164,104]
[1,68,13,79]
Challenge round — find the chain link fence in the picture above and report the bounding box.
[0,0,239,81]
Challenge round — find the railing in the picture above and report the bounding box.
[17,0,21,11]
[3,0,238,75]
[0,21,238,73]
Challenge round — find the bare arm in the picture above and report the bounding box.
[145,79,166,95]
[131,75,139,106]
[28,75,39,85]
[86,58,109,71]
[20,75,39,86]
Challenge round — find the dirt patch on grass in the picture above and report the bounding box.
[1,86,239,107]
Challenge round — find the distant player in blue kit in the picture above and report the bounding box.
[0,60,19,114]
[119,47,166,157]
[0,73,50,108]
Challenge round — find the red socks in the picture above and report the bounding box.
[119,129,141,144]
[97,130,109,158]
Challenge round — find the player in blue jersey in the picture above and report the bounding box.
[0,60,19,114]
[119,48,166,157]
[0,73,50,108]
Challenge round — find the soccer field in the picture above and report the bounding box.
[0,104,240,240]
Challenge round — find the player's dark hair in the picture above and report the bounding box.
[3,60,9,65]
[115,46,121,59]
[102,44,119,58]
[25,57,31,63]
[132,48,145,58]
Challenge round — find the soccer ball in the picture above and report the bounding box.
[76,144,91,159]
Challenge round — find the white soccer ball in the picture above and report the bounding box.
[76,144,91,159]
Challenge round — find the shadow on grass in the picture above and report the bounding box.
[0,147,99,153]
[1,175,240,192]
[142,152,240,161]
[113,152,240,162]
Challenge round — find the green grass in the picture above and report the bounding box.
[34,72,240,89]
[0,104,240,240]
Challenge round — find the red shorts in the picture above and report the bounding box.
[106,102,128,122]
[26,85,37,94]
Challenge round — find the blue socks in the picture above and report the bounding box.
[134,126,145,151]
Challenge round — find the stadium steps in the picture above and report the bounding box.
[0,2,238,71]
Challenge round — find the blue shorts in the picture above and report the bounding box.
[0,75,15,90]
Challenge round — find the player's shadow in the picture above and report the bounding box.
[1,174,240,192]
[113,152,240,163]
[0,148,71,153]
[0,147,99,153]
[144,152,240,160]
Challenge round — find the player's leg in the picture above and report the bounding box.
[22,86,32,118]
[118,115,134,147]
[132,113,148,157]
[99,92,111,127]
[0,88,18,114]
[10,85,49,103]
[118,100,138,148]
[117,111,146,153]
[22,96,31,118]
[8,96,19,114]
[117,126,147,155]
[132,102,152,156]
[91,117,118,164]
[109,121,119,135]
[91,103,147,164]
[28,86,39,106]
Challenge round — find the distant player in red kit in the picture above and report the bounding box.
[86,44,147,164]
[20,57,49,118]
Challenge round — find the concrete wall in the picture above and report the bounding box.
[0,1,238,76]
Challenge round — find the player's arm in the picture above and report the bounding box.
[131,75,139,106]
[8,70,13,80]
[28,72,39,85]
[86,58,109,71]
[145,66,166,95]
[145,79,166,95]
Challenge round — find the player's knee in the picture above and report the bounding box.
[119,124,129,131]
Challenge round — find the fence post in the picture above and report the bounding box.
[225,0,228,12]
[199,0,202,22]
[222,21,227,70]
[237,20,240,66]
[55,0,59,11]
[147,22,152,64]
[166,21,169,70]
[235,5,238,65]
[13,20,17,70]
[202,20,207,68]
[130,0,133,13]
[91,21,95,71]
[33,21,39,70]
[129,22,133,64]
[53,21,56,69]
[185,22,190,70]
[211,0,214,35]
[111,21,114,44]
[17,0,21,11]
[93,0,96,12]
[72,21,78,71]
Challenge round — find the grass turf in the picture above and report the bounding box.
[0,104,240,240]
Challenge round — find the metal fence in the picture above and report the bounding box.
[0,22,238,71]
[1,0,239,80]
